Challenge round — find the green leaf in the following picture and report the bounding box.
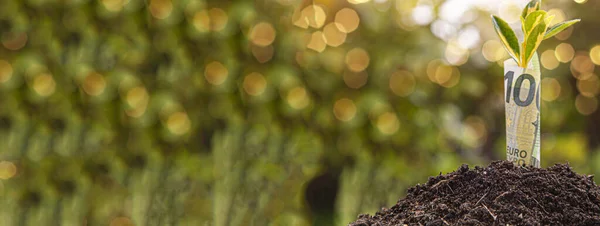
[521,0,541,19]
[544,19,581,40]
[521,20,547,67]
[491,15,520,64]
[522,11,546,36]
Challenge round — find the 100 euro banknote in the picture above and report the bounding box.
[504,53,541,167]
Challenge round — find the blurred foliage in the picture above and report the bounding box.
[0,0,600,225]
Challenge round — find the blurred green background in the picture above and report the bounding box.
[1,0,600,225]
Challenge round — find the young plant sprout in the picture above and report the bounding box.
[491,0,580,68]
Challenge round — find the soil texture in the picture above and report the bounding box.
[350,161,600,226]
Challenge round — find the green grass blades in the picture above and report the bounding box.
[492,15,520,64]
[522,11,547,36]
[521,0,541,19]
[544,19,581,40]
[522,21,548,67]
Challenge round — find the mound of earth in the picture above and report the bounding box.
[350,161,600,226]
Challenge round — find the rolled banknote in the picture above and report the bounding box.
[504,53,541,167]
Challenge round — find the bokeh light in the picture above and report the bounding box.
[541,78,561,101]
[590,45,600,65]
[343,71,368,89]
[412,4,434,25]
[0,60,13,83]
[389,70,416,97]
[149,0,173,19]
[82,72,107,96]
[287,86,310,110]
[192,8,228,32]
[204,61,229,86]
[498,1,521,23]
[0,161,17,180]
[1,32,28,50]
[251,45,275,63]
[32,73,56,97]
[571,54,594,75]
[296,5,327,29]
[125,86,149,118]
[555,43,575,63]
[577,74,600,97]
[167,111,191,135]
[575,95,598,115]
[323,23,347,47]
[376,112,400,135]
[541,50,560,70]
[335,8,360,33]
[427,60,460,88]
[546,9,566,26]
[345,48,370,72]
[333,98,357,122]
[445,40,469,66]
[243,72,267,96]
[208,8,229,31]
[193,10,211,32]
[102,0,129,12]
[250,22,276,47]
[482,40,508,62]
[307,31,327,52]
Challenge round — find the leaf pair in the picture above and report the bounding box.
[491,0,580,68]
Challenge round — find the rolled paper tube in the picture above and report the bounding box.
[503,53,541,167]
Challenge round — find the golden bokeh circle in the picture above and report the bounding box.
[541,50,559,70]
[345,48,370,72]
[333,98,357,122]
[541,78,561,101]
[389,70,416,97]
[323,23,347,47]
[250,22,276,47]
[33,73,56,97]
[555,43,575,63]
[209,8,228,31]
[335,8,360,33]
[167,111,191,135]
[204,61,229,85]
[376,112,400,135]
[0,60,13,83]
[287,86,310,110]
[590,45,600,65]
[307,31,327,52]
[575,95,598,115]
[577,74,600,97]
[125,86,149,118]
[193,10,210,32]
[149,0,173,19]
[82,72,107,96]
[0,161,17,180]
[243,72,267,96]
[343,71,368,89]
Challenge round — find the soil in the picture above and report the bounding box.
[350,161,600,226]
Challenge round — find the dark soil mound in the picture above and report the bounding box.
[350,161,600,226]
